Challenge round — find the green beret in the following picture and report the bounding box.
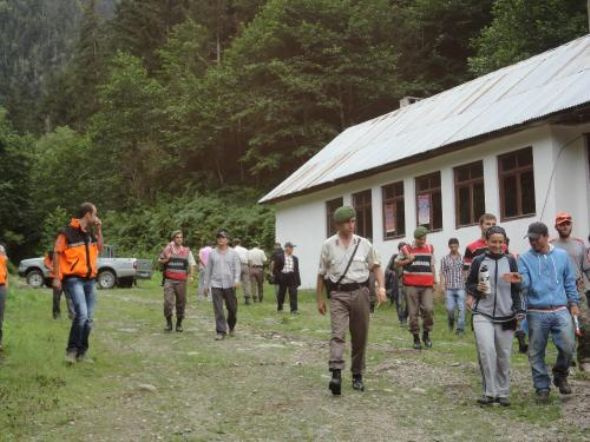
[333,206,356,223]
[414,226,428,239]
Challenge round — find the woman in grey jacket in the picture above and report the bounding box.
[466,226,524,406]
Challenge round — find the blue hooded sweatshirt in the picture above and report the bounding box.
[518,245,579,309]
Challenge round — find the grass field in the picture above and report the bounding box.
[1,275,589,441]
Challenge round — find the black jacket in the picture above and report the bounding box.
[273,253,301,287]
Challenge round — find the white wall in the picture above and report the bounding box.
[274,124,590,288]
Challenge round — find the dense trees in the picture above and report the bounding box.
[1,0,588,258]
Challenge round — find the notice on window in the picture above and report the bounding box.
[417,194,431,225]
[384,203,396,234]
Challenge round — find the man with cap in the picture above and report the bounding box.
[398,226,437,350]
[317,205,385,395]
[273,242,301,313]
[504,222,579,402]
[159,230,196,332]
[550,212,590,371]
[0,244,8,351]
[203,229,241,340]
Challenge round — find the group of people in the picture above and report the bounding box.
[158,228,302,340]
[0,201,588,408]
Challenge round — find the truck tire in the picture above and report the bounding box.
[26,269,45,288]
[118,276,134,288]
[97,269,116,290]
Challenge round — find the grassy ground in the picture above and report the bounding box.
[1,276,589,441]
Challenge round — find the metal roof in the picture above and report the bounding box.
[260,34,590,204]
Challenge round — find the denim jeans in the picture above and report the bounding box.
[527,309,575,392]
[445,288,466,331]
[65,278,97,356]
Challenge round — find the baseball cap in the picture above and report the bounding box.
[555,212,572,226]
[524,222,548,240]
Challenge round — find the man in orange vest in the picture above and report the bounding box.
[159,230,196,332]
[0,244,8,351]
[398,226,437,350]
[44,250,75,320]
[53,203,103,364]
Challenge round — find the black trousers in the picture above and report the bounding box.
[277,272,298,312]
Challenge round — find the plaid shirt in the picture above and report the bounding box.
[440,253,465,290]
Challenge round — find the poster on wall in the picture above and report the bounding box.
[417,194,431,225]
[384,203,396,234]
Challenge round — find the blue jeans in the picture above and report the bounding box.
[65,278,97,356]
[527,309,575,391]
[445,288,466,330]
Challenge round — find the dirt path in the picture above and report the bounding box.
[28,287,590,441]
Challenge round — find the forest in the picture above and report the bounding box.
[0,0,588,260]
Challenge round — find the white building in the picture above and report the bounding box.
[260,35,590,288]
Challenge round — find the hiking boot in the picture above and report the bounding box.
[65,351,77,365]
[516,331,528,354]
[175,318,183,333]
[215,333,225,341]
[352,374,365,392]
[496,397,511,407]
[165,317,173,332]
[329,369,342,396]
[477,395,494,405]
[553,377,572,395]
[536,389,550,403]
[413,334,422,350]
[422,331,432,349]
[448,316,455,332]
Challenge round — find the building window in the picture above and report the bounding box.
[382,182,405,239]
[326,197,343,237]
[415,172,442,231]
[352,190,373,240]
[454,161,485,227]
[498,147,535,219]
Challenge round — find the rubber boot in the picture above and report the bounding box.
[422,331,432,349]
[176,318,183,333]
[165,316,173,332]
[329,369,342,396]
[413,334,422,350]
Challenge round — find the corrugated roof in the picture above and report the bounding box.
[260,34,590,204]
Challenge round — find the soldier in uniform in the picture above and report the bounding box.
[316,206,385,395]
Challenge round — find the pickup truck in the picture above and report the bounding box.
[18,245,153,289]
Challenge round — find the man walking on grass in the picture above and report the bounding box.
[248,242,267,302]
[53,203,102,364]
[203,229,241,340]
[316,206,385,395]
[440,238,466,335]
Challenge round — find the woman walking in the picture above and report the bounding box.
[466,226,524,406]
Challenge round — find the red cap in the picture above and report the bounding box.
[555,212,572,226]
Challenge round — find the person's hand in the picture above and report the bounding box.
[95,216,102,230]
[502,272,522,283]
[570,304,580,317]
[477,282,488,293]
[406,254,415,263]
[376,287,386,305]
[466,295,475,311]
[516,311,525,321]
[318,300,327,315]
[52,278,62,290]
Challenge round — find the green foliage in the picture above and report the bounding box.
[469,0,589,75]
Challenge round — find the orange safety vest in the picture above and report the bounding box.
[0,255,7,285]
[56,219,100,279]
[402,243,435,287]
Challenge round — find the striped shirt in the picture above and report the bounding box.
[401,243,435,287]
[440,253,465,290]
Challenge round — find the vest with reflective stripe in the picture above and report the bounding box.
[402,243,434,287]
[164,247,190,281]
[0,255,7,285]
[59,222,99,279]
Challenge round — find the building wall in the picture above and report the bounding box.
[274,124,590,288]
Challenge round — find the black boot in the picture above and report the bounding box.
[176,318,183,333]
[329,369,342,396]
[165,316,173,332]
[352,374,365,392]
[422,331,432,349]
[413,334,422,350]
[516,330,528,354]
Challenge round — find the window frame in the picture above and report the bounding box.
[325,197,343,238]
[454,161,485,228]
[415,171,443,232]
[352,189,373,240]
[497,146,536,221]
[381,181,405,240]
